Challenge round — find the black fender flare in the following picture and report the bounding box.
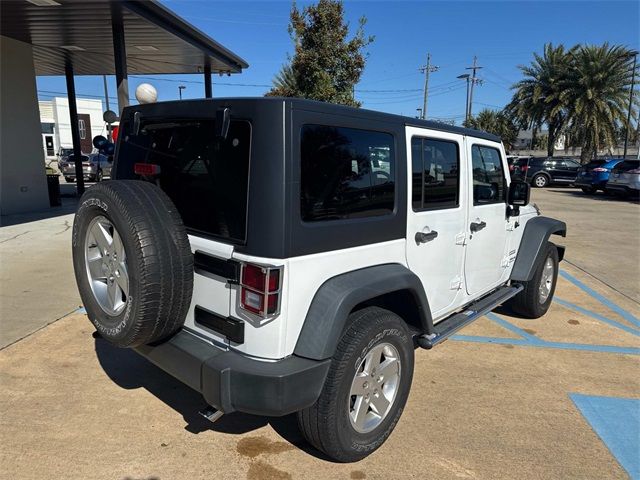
[293,263,432,361]
[510,216,566,282]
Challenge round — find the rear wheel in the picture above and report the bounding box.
[532,174,549,188]
[581,186,596,194]
[509,243,559,318]
[65,177,75,183]
[297,307,414,462]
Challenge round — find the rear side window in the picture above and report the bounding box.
[300,125,395,222]
[117,119,251,242]
[411,137,459,210]
[614,160,640,172]
[471,145,506,205]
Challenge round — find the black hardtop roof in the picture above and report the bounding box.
[132,97,502,143]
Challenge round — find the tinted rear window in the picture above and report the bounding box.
[300,125,395,222]
[614,160,640,172]
[116,119,251,243]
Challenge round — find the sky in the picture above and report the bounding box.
[36,0,640,125]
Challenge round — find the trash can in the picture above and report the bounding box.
[47,174,61,207]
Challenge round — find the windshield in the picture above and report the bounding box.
[116,119,251,243]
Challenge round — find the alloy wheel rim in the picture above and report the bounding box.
[535,176,546,187]
[538,257,554,304]
[348,342,401,434]
[84,216,129,315]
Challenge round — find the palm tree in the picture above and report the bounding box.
[562,44,638,162]
[266,63,298,97]
[506,43,574,156]
[464,109,518,149]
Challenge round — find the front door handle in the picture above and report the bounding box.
[470,221,487,233]
[415,231,438,244]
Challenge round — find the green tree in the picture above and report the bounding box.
[464,109,518,149]
[562,44,638,162]
[506,43,574,157]
[266,0,373,107]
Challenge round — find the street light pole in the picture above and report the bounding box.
[623,51,638,159]
[178,85,186,100]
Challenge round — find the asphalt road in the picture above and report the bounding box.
[0,186,638,479]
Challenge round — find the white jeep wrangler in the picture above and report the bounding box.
[72,98,566,462]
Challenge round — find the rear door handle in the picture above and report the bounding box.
[415,231,438,244]
[470,221,486,232]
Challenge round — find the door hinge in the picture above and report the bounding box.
[450,276,463,290]
[455,233,466,245]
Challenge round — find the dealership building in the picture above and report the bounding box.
[0,0,247,217]
[40,98,106,159]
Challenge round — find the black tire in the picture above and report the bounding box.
[72,180,193,347]
[65,177,75,183]
[509,243,559,318]
[581,186,596,194]
[531,173,549,188]
[297,307,414,462]
[96,169,103,182]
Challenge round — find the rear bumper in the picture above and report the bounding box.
[134,329,330,416]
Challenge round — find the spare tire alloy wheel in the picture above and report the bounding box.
[85,216,128,315]
[72,180,194,348]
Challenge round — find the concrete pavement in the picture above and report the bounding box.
[0,265,638,479]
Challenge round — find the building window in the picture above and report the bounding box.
[78,119,86,139]
[411,137,459,210]
[41,122,55,134]
[300,125,395,222]
[471,145,506,205]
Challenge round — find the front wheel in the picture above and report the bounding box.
[509,243,559,318]
[532,174,549,188]
[297,307,414,462]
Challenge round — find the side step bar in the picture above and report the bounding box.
[417,284,523,349]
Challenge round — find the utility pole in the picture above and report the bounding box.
[419,53,439,120]
[457,74,471,124]
[466,56,483,119]
[623,51,638,159]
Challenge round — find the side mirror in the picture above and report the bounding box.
[508,180,530,206]
[215,107,231,140]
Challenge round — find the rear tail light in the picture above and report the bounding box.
[239,263,282,317]
[592,167,608,172]
[134,163,161,176]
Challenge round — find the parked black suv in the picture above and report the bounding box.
[510,156,581,188]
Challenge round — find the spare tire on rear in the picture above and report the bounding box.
[72,180,193,347]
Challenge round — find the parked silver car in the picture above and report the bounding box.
[605,159,640,197]
[59,153,112,182]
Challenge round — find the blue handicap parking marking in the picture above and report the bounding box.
[76,306,86,315]
[560,270,640,329]
[570,393,640,480]
[450,269,640,355]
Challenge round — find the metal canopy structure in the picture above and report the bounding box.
[0,0,247,197]
[0,0,248,76]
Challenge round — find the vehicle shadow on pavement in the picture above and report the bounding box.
[94,335,330,460]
